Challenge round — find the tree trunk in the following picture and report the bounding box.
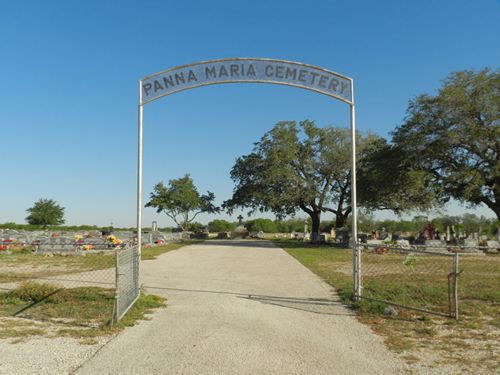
[335,214,346,229]
[310,211,321,243]
[482,194,500,222]
[335,207,352,229]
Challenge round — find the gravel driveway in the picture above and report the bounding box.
[74,240,407,374]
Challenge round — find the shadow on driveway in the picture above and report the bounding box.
[198,239,277,249]
[143,285,354,316]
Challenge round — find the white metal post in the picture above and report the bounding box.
[350,84,360,298]
[137,81,143,259]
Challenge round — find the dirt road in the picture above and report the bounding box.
[75,240,406,374]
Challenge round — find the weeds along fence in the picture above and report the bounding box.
[353,244,499,319]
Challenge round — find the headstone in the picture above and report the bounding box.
[232,225,248,238]
[367,239,384,246]
[336,228,350,244]
[425,240,446,249]
[38,237,76,252]
[486,240,499,254]
[358,233,368,243]
[463,239,479,248]
[396,239,411,249]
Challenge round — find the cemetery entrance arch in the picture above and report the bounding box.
[136,58,359,293]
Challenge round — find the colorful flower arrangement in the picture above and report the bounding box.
[107,235,122,246]
[82,244,94,251]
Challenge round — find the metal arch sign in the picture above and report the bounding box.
[140,58,353,105]
[136,57,359,296]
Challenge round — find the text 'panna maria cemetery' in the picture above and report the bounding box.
[141,59,352,104]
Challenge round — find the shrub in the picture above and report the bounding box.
[245,219,278,233]
[188,222,205,232]
[207,219,235,232]
[275,218,311,233]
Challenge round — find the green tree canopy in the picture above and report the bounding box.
[224,120,383,240]
[145,174,219,231]
[357,138,440,213]
[207,219,235,232]
[275,218,311,233]
[245,218,278,233]
[25,198,65,228]
[390,68,500,220]
[188,222,205,232]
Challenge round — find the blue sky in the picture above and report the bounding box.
[1,0,499,227]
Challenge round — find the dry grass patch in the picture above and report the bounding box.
[0,282,166,343]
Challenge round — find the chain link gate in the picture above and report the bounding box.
[114,245,140,323]
[353,244,460,318]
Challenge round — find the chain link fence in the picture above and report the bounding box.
[115,245,140,322]
[0,240,118,327]
[353,244,499,319]
[0,231,197,327]
[0,243,140,327]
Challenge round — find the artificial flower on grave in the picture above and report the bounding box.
[83,244,94,251]
[74,234,83,241]
[107,235,122,246]
[0,245,7,251]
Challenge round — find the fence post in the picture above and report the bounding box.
[352,243,361,301]
[452,252,459,320]
[357,244,362,298]
[113,247,120,325]
[352,245,357,300]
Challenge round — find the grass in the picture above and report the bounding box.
[275,240,354,304]
[277,239,500,373]
[0,240,201,284]
[0,250,115,283]
[0,282,166,341]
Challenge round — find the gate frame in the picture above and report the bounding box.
[136,57,359,296]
